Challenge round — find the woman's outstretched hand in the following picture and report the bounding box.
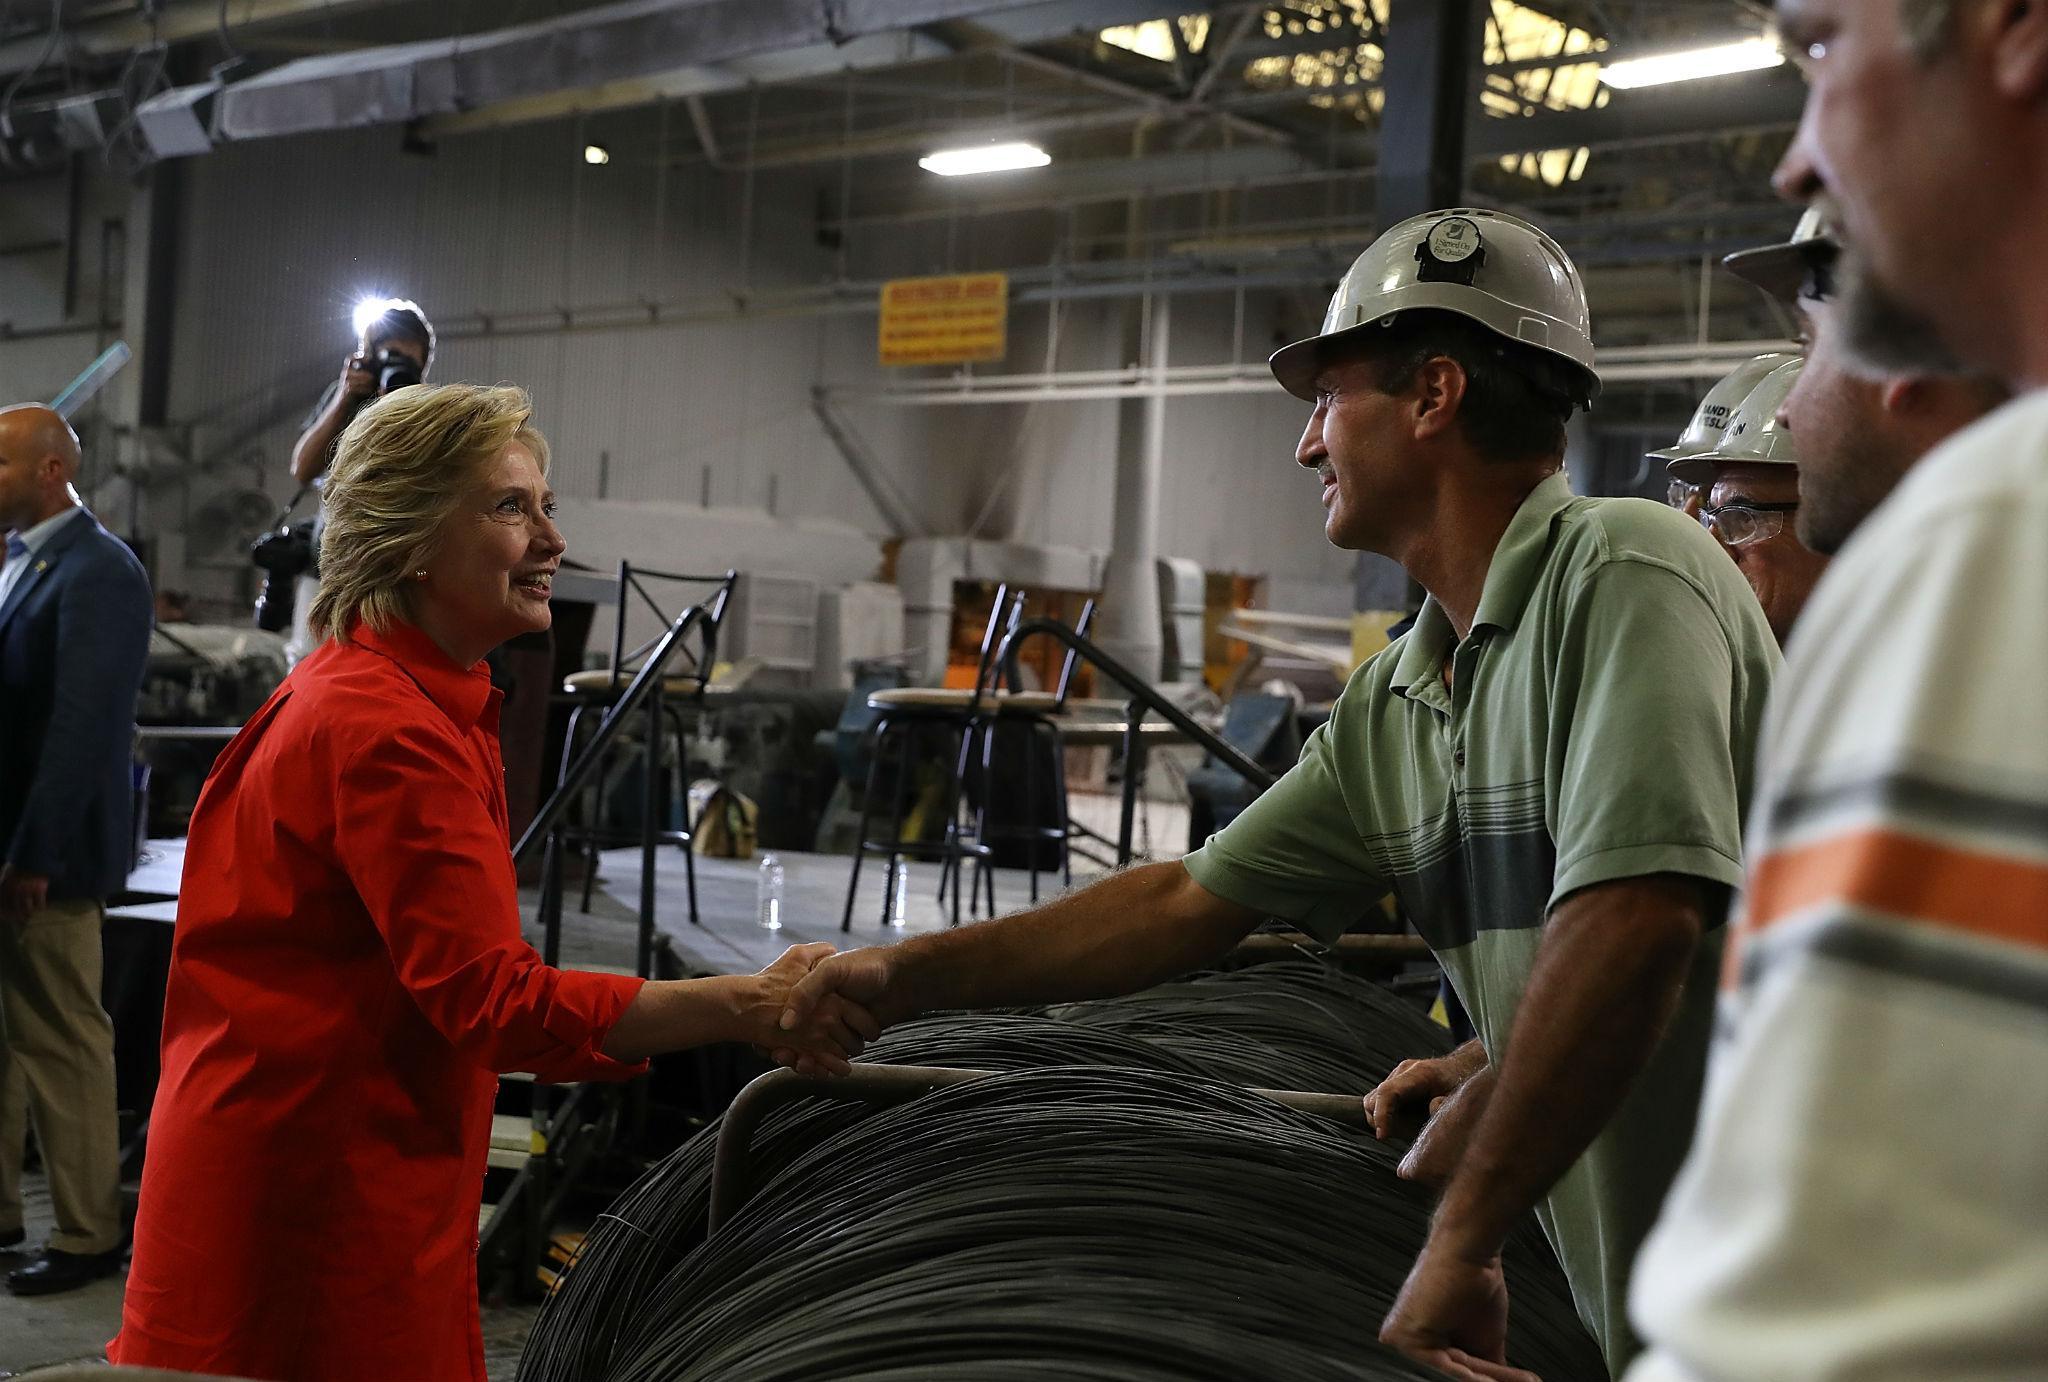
[752,943,882,1076]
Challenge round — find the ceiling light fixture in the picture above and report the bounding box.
[583,143,611,165]
[918,141,1051,177]
[1599,37,1783,89]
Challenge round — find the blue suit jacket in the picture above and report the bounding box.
[0,509,153,901]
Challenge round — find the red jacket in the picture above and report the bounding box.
[113,620,645,1381]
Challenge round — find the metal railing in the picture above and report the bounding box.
[514,596,715,978]
[484,590,726,1300]
[994,616,1279,865]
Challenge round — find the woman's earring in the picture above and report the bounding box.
[414,570,428,581]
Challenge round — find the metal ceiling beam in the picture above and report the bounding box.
[273,0,1252,147]
[0,0,412,77]
[1466,67,1808,156]
[212,0,1171,143]
[926,15,1294,148]
[680,64,1801,176]
[413,0,1203,140]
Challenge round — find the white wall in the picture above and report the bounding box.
[5,112,1358,621]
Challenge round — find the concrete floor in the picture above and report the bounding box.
[0,838,1111,1378]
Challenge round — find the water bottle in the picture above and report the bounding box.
[887,865,909,929]
[756,853,785,931]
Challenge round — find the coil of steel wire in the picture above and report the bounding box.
[519,962,1603,1382]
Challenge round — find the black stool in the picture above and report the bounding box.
[954,597,1096,909]
[841,588,1019,931]
[555,565,736,926]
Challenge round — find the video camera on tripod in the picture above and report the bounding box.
[250,487,314,633]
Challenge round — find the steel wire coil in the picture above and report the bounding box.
[520,964,1601,1382]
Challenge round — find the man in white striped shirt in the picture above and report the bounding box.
[1624,2,2048,1378]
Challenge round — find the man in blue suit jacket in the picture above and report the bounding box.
[0,404,151,1296]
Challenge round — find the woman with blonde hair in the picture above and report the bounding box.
[112,384,873,1380]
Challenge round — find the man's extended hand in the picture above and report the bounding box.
[1364,1041,1485,1141]
[749,943,880,1076]
[0,866,48,922]
[1379,1245,1539,1382]
[773,947,910,1074]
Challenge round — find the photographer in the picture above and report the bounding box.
[279,299,433,663]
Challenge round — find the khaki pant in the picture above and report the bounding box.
[0,898,121,1254]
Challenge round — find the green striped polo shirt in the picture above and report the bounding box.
[1183,470,1779,1373]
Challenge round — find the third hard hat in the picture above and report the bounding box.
[1722,204,1840,304]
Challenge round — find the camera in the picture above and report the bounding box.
[250,519,316,633]
[368,347,423,394]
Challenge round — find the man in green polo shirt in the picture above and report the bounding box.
[781,209,1777,1379]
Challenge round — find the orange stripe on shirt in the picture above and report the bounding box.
[1742,827,2048,953]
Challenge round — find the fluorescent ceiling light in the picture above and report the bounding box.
[1599,37,1783,89]
[919,141,1051,177]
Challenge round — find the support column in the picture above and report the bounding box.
[1375,0,1481,225]
[1096,292,1168,682]
[1365,0,1482,613]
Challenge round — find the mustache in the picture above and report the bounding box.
[1835,245,1973,377]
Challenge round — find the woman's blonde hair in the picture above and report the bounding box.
[309,383,551,643]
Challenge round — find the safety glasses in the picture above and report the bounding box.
[1700,501,1800,548]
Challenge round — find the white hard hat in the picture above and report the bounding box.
[1269,207,1599,408]
[1722,204,1840,304]
[1668,358,1804,484]
[1653,352,1799,466]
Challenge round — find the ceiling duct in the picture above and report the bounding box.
[210,0,1167,143]
[135,82,224,160]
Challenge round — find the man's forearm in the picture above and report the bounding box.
[1427,875,1705,1260]
[290,404,351,486]
[889,861,1262,1016]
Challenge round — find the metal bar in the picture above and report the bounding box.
[809,389,929,539]
[1229,933,1433,960]
[995,617,1275,792]
[512,605,707,863]
[708,1063,1367,1231]
[1116,702,1146,865]
[638,673,664,979]
[50,341,131,419]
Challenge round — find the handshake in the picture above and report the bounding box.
[744,943,909,1076]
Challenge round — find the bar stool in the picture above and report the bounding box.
[555,566,736,925]
[840,587,1021,932]
[953,598,1095,911]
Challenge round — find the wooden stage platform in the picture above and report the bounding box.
[529,845,1092,978]
[121,838,1428,981]
[118,836,1103,977]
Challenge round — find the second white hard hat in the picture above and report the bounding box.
[1653,352,1799,466]
[1667,357,1804,484]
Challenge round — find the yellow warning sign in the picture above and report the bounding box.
[878,272,1009,367]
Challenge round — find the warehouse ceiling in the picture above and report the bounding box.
[0,0,1802,404]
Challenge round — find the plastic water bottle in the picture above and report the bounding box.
[756,853,785,931]
[887,865,909,929]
